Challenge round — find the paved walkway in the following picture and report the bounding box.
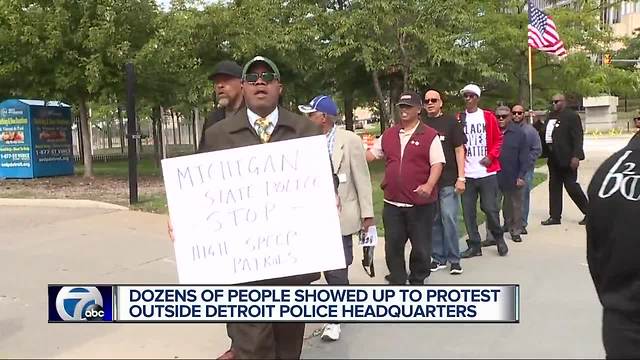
[0,136,631,359]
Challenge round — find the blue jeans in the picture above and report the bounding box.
[461,175,504,247]
[522,169,534,228]
[432,186,460,265]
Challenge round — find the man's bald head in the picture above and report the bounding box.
[495,105,512,129]
[424,89,443,116]
[512,104,526,123]
[552,94,566,111]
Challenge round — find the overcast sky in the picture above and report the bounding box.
[156,0,222,11]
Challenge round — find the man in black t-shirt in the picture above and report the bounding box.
[422,89,467,275]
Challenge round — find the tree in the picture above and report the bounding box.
[0,0,157,177]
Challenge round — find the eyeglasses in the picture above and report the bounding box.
[496,115,509,119]
[244,72,279,84]
[512,111,524,115]
[424,98,440,104]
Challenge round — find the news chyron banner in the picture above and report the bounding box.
[49,285,519,323]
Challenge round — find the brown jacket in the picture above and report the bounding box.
[199,106,328,286]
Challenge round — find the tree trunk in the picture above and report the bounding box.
[107,120,113,148]
[344,90,354,131]
[519,76,529,109]
[372,70,389,135]
[136,121,142,161]
[191,109,198,152]
[117,105,125,154]
[186,113,191,145]
[194,107,201,151]
[152,106,162,168]
[171,109,177,145]
[177,113,182,145]
[390,72,403,125]
[76,114,84,163]
[161,106,168,159]
[398,32,410,91]
[519,50,529,108]
[78,99,93,178]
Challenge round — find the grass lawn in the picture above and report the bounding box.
[75,158,163,178]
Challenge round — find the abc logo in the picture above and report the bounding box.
[55,287,104,321]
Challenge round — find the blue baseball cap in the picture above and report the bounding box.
[298,95,339,116]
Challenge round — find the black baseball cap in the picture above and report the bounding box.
[396,91,422,108]
[208,60,242,80]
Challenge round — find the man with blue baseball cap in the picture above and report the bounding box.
[298,95,339,117]
[299,95,374,342]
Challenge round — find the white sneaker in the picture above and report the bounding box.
[321,323,341,341]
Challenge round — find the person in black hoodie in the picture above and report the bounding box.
[586,134,640,359]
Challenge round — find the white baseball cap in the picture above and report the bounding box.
[460,84,481,97]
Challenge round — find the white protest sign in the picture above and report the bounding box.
[161,135,346,284]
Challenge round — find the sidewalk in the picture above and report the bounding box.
[0,136,631,359]
[302,137,629,358]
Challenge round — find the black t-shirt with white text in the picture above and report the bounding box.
[422,113,467,187]
[587,135,640,315]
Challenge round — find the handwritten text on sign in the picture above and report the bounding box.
[161,135,345,284]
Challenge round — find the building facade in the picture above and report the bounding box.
[535,0,640,41]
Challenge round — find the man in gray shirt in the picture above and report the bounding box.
[512,104,542,234]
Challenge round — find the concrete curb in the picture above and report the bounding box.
[0,198,129,210]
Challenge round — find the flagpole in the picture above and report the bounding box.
[528,46,534,122]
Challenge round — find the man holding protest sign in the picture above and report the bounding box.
[178,56,340,359]
[299,94,375,341]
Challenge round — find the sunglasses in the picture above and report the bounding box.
[244,72,279,84]
[512,111,524,115]
[424,98,440,104]
[496,114,509,119]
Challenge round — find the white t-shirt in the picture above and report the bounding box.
[463,109,495,179]
[545,119,557,144]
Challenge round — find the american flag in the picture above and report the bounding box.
[528,1,567,58]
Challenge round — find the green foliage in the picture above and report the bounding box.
[1,0,639,122]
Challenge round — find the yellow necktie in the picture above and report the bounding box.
[255,117,272,143]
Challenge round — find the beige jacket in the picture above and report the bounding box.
[332,128,374,236]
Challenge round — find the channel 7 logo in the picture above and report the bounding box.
[48,285,113,322]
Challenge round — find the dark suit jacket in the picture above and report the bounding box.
[534,109,585,168]
[199,106,331,286]
[198,104,246,150]
[197,107,226,150]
